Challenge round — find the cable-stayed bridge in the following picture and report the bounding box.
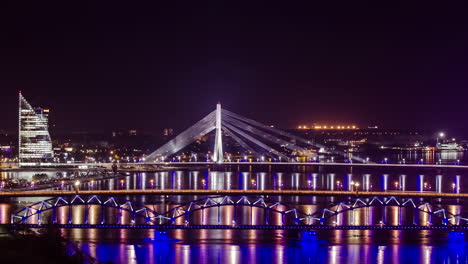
[146,104,367,164]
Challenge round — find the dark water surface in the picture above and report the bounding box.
[70,229,468,264]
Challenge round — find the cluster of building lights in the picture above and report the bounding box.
[297,125,358,130]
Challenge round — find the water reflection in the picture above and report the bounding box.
[2,166,468,194]
[32,170,468,194]
[74,237,468,264]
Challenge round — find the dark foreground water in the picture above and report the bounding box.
[61,229,468,263]
[74,235,468,264]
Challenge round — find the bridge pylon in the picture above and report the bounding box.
[213,103,223,163]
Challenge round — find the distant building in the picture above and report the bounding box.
[128,129,137,136]
[163,128,174,137]
[18,92,54,166]
[112,131,123,137]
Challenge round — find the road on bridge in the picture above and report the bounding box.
[0,189,467,198]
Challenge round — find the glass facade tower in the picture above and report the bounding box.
[18,92,54,166]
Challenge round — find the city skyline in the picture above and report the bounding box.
[1,2,468,136]
[1,91,460,138]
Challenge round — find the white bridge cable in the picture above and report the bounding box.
[223,109,368,163]
[221,125,261,157]
[146,110,216,161]
[223,115,316,158]
[222,123,279,160]
[147,106,369,163]
[223,109,314,145]
[223,123,290,161]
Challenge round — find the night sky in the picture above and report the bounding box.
[1,2,468,136]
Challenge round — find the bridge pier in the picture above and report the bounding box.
[312,173,318,191]
[345,174,353,191]
[455,175,461,194]
[436,175,443,193]
[362,174,371,191]
[327,173,335,191]
[399,174,406,191]
[292,173,300,190]
[380,174,389,191]
[241,172,249,190]
[417,175,425,192]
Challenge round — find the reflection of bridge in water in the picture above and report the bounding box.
[12,195,468,231]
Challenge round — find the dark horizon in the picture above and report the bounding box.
[1,2,468,137]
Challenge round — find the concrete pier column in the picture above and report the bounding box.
[362,174,371,191]
[160,172,168,190]
[327,173,335,191]
[175,171,183,190]
[108,178,115,190]
[312,173,318,191]
[241,172,249,190]
[417,175,424,192]
[226,172,233,190]
[258,172,266,190]
[436,175,443,193]
[126,175,130,190]
[344,174,353,191]
[399,174,406,191]
[292,173,300,190]
[455,175,461,194]
[381,174,389,191]
[191,171,199,190]
[154,172,160,189]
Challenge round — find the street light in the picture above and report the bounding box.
[354,182,360,193]
[74,180,80,194]
[437,132,445,144]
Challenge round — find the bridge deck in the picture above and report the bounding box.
[10,224,468,230]
[1,189,467,198]
[7,161,468,170]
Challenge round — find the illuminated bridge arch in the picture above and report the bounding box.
[12,195,160,225]
[12,195,468,229]
[159,196,309,225]
[304,197,462,227]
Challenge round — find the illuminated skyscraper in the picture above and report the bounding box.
[18,92,54,166]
